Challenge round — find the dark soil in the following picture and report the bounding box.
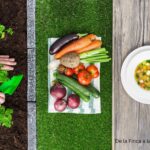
[0,0,27,150]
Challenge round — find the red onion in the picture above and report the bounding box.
[50,83,66,99]
[54,99,67,112]
[67,94,80,109]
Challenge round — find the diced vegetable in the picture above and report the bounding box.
[60,52,80,68]
[55,34,97,59]
[76,40,102,54]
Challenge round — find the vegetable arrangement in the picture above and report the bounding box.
[49,33,111,112]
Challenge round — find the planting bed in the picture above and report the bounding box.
[0,0,27,150]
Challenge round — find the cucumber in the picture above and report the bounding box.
[87,84,100,98]
[55,72,90,96]
[72,75,100,98]
[59,80,90,102]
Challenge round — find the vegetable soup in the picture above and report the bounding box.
[135,60,150,90]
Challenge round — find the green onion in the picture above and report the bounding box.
[79,48,107,59]
[80,55,109,61]
[81,58,111,63]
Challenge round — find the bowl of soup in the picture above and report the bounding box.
[121,46,150,104]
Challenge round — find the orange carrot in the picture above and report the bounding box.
[55,34,96,59]
[76,40,102,54]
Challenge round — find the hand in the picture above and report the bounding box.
[0,55,17,71]
[0,92,5,104]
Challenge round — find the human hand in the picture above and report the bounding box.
[0,92,5,104]
[0,55,17,71]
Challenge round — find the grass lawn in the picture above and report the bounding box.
[36,0,112,149]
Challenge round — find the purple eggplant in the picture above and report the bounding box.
[49,33,87,55]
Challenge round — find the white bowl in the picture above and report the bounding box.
[121,46,150,104]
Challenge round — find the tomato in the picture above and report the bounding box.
[73,63,85,75]
[77,70,92,85]
[86,65,99,78]
[65,68,74,76]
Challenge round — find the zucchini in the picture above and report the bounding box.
[59,80,90,102]
[55,72,90,96]
[87,84,100,98]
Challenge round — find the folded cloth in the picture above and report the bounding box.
[48,38,101,114]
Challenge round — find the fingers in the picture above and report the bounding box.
[0,60,17,66]
[0,58,15,61]
[1,65,14,71]
[0,55,9,58]
[0,93,5,105]
[0,55,17,71]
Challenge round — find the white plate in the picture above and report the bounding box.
[121,46,150,104]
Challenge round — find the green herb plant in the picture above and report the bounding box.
[0,65,10,83]
[0,24,14,40]
[0,105,13,128]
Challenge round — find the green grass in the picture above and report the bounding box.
[36,0,112,150]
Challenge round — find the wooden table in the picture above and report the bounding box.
[113,0,150,149]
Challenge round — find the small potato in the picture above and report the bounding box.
[60,52,80,68]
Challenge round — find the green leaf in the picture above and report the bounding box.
[0,74,23,95]
[0,105,13,128]
[6,28,14,36]
[0,24,14,40]
[0,70,10,83]
[0,24,5,33]
[1,32,5,39]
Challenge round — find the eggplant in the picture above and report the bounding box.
[49,33,79,55]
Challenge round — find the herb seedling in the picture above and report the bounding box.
[0,105,13,128]
[0,67,10,83]
[0,24,14,40]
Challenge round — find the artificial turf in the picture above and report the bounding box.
[36,0,112,149]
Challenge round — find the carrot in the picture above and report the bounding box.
[76,40,102,54]
[55,34,96,59]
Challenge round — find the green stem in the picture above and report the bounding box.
[77,33,88,38]
[81,55,109,60]
[81,58,111,63]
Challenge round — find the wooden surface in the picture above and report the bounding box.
[113,0,150,150]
